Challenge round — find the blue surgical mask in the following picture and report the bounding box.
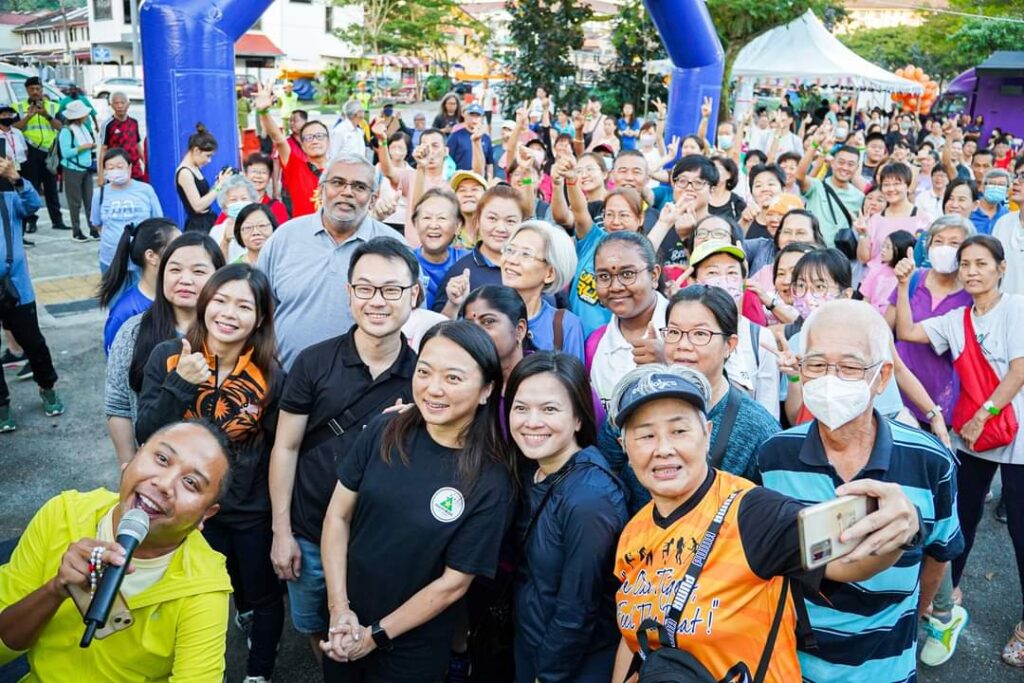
[983,185,1007,205]
[718,135,734,150]
[226,201,248,220]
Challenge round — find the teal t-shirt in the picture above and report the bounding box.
[568,228,612,336]
[802,177,864,247]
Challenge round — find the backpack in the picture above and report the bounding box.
[45,139,60,175]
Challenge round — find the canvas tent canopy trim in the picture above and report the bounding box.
[732,10,924,94]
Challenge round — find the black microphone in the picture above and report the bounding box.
[80,508,149,647]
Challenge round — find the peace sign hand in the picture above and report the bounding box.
[253,81,274,111]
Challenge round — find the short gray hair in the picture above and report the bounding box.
[926,214,975,248]
[343,100,363,119]
[507,220,577,295]
[608,363,711,434]
[319,154,378,192]
[983,168,1012,186]
[217,174,258,207]
[804,300,893,365]
[109,91,128,103]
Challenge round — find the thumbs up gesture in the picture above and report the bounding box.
[446,268,472,309]
[631,322,665,366]
[894,246,916,284]
[175,339,211,385]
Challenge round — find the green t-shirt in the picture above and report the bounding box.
[802,176,864,247]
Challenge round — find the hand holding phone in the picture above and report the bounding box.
[798,495,878,570]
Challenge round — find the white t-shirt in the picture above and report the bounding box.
[992,211,1024,296]
[922,294,1024,464]
[729,318,780,420]
[209,222,246,262]
[590,294,669,406]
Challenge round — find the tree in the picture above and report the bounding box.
[330,0,481,63]
[705,0,843,115]
[504,0,592,114]
[597,0,667,116]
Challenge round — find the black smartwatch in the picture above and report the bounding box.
[370,621,393,651]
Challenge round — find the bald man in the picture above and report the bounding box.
[755,300,963,682]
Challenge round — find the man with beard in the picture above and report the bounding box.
[258,154,404,370]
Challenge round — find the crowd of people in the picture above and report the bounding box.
[1,76,1023,683]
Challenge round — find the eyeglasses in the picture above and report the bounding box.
[351,284,415,301]
[799,360,880,381]
[694,227,731,241]
[325,177,372,195]
[240,222,273,234]
[595,267,649,287]
[501,244,545,262]
[673,177,708,191]
[302,133,328,142]
[1013,173,1024,184]
[246,169,270,178]
[602,211,637,224]
[659,327,728,346]
[791,281,837,297]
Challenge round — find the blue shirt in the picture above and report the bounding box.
[446,128,493,171]
[755,416,963,683]
[969,203,1008,235]
[431,246,501,313]
[103,284,152,355]
[90,180,164,268]
[617,118,639,151]
[416,246,467,309]
[0,182,42,305]
[569,228,612,336]
[527,300,585,361]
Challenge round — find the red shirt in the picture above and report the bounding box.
[282,152,321,217]
[101,115,144,179]
[213,194,290,227]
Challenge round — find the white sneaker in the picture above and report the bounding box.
[242,677,269,683]
[920,604,969,666]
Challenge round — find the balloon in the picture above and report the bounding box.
[917,67,926,79]
[907,97,919,109]
[921,74,930,83]
[896,68,905,77]
[891,92,901,102]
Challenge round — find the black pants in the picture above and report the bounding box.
[21,145,64,229]
[951,450,1024,621]
[202,517,285,679]
[0,302,57,406]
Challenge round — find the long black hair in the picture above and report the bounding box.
[504,351,598,451]
[379,320,513,494]
[98,218,180,308]
[129,232,225,392]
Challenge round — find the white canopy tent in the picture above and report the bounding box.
[732,10,924,94]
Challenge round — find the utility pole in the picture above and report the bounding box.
[58,0,73,74]
[129,0,142,78]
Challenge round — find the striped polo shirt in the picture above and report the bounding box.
[754,413,963,683]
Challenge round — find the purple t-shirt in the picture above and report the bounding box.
[887,268,972,422]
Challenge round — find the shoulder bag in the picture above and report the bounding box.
[0,194,20,312]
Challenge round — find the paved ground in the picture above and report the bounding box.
[1,181,1021,683]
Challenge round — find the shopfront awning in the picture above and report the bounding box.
[373,54,424,68]
[235,32,284,58]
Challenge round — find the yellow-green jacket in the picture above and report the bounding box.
[0,488,231,682]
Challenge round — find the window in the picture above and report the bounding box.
[325,6,334,32]
[123,0,134,24]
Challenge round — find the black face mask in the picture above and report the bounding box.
[0,118,15,127]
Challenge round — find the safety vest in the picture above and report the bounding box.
[14,98,59,150]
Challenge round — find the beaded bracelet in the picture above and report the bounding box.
[88,546,105,595]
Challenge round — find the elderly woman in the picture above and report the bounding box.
[895,235,1024,667]
[608,364,919,681]
[58,99,96,242]
[209,174,259,262]
[500,220,584,360]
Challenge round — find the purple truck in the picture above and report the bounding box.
[935,51,1024,144]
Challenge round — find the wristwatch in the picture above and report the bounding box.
[925,405,943,421]
[766,296,779,311]
[370,621,393,651]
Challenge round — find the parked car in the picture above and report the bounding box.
[50,78,77,96]
[0,62,63,109]
[92,76,145,101]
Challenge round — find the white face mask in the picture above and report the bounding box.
[928,245,959,274]
[802,365,881,431]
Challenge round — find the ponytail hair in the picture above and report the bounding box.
[97,218,181,308]
[188,123,218,152]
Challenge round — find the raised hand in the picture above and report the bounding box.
[666,136,680,157]
[700,96,713,119]
[446,268,472,308]
[894,247,915,284]
[253,81,274,111]
[632,322,665,365]
[175,339,211,385]
[371,120,388,140]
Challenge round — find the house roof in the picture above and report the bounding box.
[235,32,284,58]
[12,6,88,31]
[0,11,46,26]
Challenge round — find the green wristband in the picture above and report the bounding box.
[257,107,270,115]
[787,375,801,384]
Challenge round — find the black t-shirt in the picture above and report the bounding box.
[279,329,416,543]
[708,192,747,222]
[337,415,513,680]
[656,230,689,270]
[745,220,771,240]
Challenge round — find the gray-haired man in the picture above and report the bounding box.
[329,100,367,161]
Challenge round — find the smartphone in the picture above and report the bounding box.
[0,137,6,158]
[67,583,134,640]
[797,495,878,571]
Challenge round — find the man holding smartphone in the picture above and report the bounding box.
[756,299,964,677]
[12,77,67,234]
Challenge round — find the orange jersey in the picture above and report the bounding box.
[614,470,802,682]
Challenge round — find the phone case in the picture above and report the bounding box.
[68,583,134,640]
[797,495,878,571]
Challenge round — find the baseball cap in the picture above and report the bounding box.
[766,193,804,215]
[465,103,484,116]
[450,170,487,191]
[687,240,746,268]
[613,367,709,428]
[592,141,616,154]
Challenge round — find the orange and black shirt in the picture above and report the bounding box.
[615,469,823,683]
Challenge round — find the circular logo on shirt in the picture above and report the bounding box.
[430,487,465,523]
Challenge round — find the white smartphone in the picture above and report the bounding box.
[68,583,134,640]
[797,495,878,571]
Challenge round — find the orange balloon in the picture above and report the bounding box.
[896,68,905,77]
[928,82,939,92]
[921,74,930,83]
[907,97,919,109]
[891,92,901,102]
[916,67,925,79]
